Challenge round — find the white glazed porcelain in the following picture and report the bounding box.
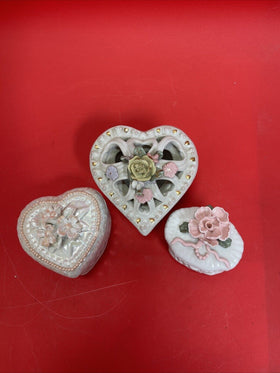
[17,188,111,278]
[90,126,198,236]
[165,207,244,275]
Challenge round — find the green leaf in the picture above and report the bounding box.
[218,237,232,248]
[155,169,163,177]
[157,151,163,160]
[134,146,146,157]
[179,221,189,233]
[207,205,214,210]
[127,171,133,182]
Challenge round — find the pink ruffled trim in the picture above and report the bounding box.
[171,237,230,268]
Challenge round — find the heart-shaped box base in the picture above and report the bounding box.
[90,126,198,235]
[17,188,111,278]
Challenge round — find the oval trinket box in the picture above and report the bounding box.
[165,206,244,275]
[17,188,111,278]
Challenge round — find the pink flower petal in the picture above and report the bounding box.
[147,153,159,163]
[212,207,229,223]
[194,206,212,221]
[205,227,222,240]
[198,219,208,233]
[188,219,201,238]
[199,217,218,233]
[136,188,153,204]
[143,189,153,201]
[219,223,230,240]
[163,162,178,178]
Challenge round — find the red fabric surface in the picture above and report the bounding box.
[0,1,279,372]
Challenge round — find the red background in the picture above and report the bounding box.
[0,1,279,372]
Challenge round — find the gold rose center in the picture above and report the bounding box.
[128,155,157,182]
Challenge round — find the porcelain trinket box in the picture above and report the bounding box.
[90,126,198,236]
[165,206,244,275]
[17,188,111,278]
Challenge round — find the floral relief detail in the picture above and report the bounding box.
[33,203,88,255]
[102,140,182,208]
[189,206,230,246]
[33,206,62,225]
[136,188,153,204]
[57,215,83,240]
[37,224,57,247]
[163,162,178,178]
[128,155,157,182]
[106,165,118,181]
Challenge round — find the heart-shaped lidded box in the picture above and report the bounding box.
[17,188,111,278]
[90,126,198,236]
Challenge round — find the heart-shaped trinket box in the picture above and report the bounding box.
[17,188,111,278]
[90,126,198,235]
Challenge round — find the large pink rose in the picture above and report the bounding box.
[188,206,230,246]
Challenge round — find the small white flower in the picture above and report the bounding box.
[132,180,144,191]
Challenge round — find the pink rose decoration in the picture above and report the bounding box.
[136,188,153,204]
[163,162,178,178]
[188,206,230,246]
